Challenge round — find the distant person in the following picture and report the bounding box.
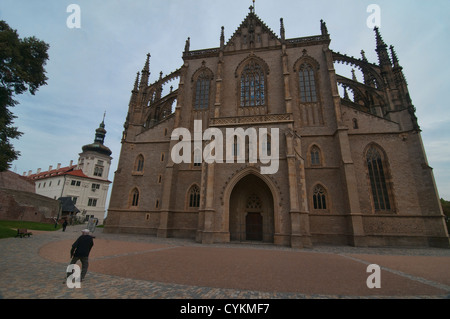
[66,229,94,282]
[62,220,68,232]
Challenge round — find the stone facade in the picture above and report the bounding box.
[105,8,449,248]
[0,171,60,223]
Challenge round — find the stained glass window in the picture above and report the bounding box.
[195,73,210,110]
[366,147,391,211]
[313,185,327,210]
[189,185,200,208]
[240,61,265,107]
[299,63,317,103]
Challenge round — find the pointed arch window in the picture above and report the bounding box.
[188,185,200,208]
[194,72,211,110]
[299,63,317,103]
[312,185,327,210]
[131,188,139,207]
[134,155,144,172]
[366,146,391,211]
[310,145,321,166]
[240,61,265,107]
[193,148,202,167]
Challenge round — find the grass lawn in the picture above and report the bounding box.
[0,220,61,239]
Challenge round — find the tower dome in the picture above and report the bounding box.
[82,117,112,156]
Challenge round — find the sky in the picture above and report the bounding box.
[1,0,450,206]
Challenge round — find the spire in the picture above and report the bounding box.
[390,45,400,67]
[140,53,151,89]
[184,37,190,52]
[133,72,140,92]
[280,18,285,42]
[360,50,368,62]
[220,26,225,49]
[374,26,386,48]
[351,69,357,82]
[320,19,328,35]
[374,27,391,67]
[95,116,106,144]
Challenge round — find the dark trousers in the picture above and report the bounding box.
[67,256,89,280]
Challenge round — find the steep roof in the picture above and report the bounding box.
[58,197,80,213]
[225,9,280,49]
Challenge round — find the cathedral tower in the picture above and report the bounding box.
[105,7,449,248]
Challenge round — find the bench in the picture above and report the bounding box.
[15,229,32,238]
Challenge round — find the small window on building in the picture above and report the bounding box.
[313,185,327,210]
[131,189,139,207]
[193,149,202,167]
[310,146,321,166]
[135,155,144,172]
[188,185,200,208]
[94,166,103,177]
[88,198,98,207]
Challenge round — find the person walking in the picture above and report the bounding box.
[62,219,68,232]
[66,229,94,282]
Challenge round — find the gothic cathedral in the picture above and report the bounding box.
[105,7,449,248]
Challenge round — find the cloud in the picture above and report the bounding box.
[2,0,449,201]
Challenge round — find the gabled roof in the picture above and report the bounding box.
[58,197,80,213]
[224,10,281,50]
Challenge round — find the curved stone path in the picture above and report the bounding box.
[0,224,449,299]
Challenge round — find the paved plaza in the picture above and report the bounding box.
[0,224,449,299]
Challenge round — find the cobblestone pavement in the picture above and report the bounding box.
[0,224,449,299]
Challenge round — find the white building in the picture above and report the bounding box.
[26,120,112,223]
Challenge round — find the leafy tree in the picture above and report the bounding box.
[0,20,49,171]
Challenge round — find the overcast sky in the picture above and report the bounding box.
[1,0,449,203]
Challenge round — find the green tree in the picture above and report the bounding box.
[0,20,49,171]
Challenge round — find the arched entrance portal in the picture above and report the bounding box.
[229,174,274,242]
